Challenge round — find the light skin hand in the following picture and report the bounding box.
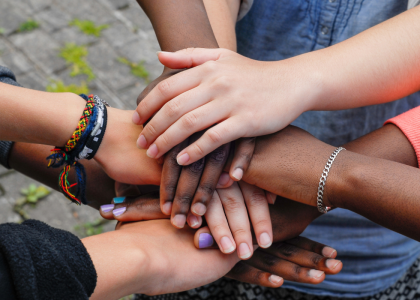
[134,48,316,165]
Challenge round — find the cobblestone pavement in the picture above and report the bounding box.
[0,0,163,237]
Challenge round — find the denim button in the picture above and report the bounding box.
[321,26,329,35]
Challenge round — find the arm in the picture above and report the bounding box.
[134,5,420,165]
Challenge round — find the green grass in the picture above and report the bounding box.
[118,57,149,81]
[46,80,89,94]
[14,184,50,221]
[69,19,109,37]
[74,218,110,237]
[0,28,5,36]
[18,19,40,32]
[60,43,95,81]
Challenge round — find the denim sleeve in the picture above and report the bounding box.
[0,66,21,169]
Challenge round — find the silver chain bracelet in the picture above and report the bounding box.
[317,147,346,214]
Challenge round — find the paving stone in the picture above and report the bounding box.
[117,82,148,110]
[102,22,138,48]
[0,51,34,76]
[0,1,30,36]
[51,27,99,46]
[87,40,138,91]
[10,30,66,75]
[102,0,130,10]
[16,70,49,91]
[35,5,73,33]
[118,0,154,31]
[55,0,115,24]
[21,0,54,13]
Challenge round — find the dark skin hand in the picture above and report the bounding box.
[105,188,341,287]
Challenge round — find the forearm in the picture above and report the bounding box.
[9,143,116,209]
[0,83,85,146]
[305,5,420,111]
[136,0,219,52]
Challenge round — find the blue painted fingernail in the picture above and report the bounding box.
[199,233,214,249]
[113,207,127,217]
[100,204,114,213]
[113,197,126,204]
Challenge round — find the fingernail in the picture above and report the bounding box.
[259,232,272,248]
[177,153,190,165]
[220,236,235,253]
[238,243,252,259]
[266,192,277,205]
[326,259,341,270]
[217,173,230,186]
[199,233,214,248]
[100,204,114,213]
[309,269,324,278]
[147,144,158,158]
[132,111,141,124]
[231,168,243,181]
[172,214,186,228]
[192,203,206,216]
[137,135,147,149]
[113,197,125,204]
[113,207,127,217]
[189,215,199,227]
[162,202,172,215]
[322,246,337,258]
[268,275,283,284]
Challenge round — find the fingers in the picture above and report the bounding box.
[204,191,236,254]
[229,138,256,181]
[176,117,246,165]
[216,172,235,189]
[157,48,230,70]
[170,157,205,228]
[245,248,327,284]
[285,236,338,259]
[187,211,202,229]
[226,262,284,288]
[159,140,188,215]
[217,183,254,260]
[133,66,203,126]
[99,192,168,222]
[190,143,231,217]
[140,87,219,157]
[262,241,342,275]
[238,181,273,249]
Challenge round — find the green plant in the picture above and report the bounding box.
[118,57,149,81]
[74,218,109,237]
[14,184,50,221]
[60,43,95,81]
[19,19,40,32]
[46,80,89,94]
[69,19,109,37]
[0,28,5,36]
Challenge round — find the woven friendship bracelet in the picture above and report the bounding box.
[316,147,346,214]
[47,94,108,205]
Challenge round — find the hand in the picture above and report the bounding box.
[138,69,233,230]
[133,48,317,165]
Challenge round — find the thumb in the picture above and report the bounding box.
[157,48,229,69]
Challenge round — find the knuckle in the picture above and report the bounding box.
[157,79,172,97]
[231,227,248,238]
[260,252,278,267]
[211,223,228,235]
[208,146,228,164]
[144,123,157,137]
[207,129,223,145]
[247,191,268,206]
[196,183,215,198]
[212,76,230,90]
[221,196,242,211]
[192,143,206,157]
[162,185,176,201]
[176,194,193,206]
[293,265,304,280]
[311,255,323,267]
[252,219,271,230]
[164,100,181,118]
[273,243,297,258]
[181,112,199,129]
[186,158,205,174]
[203,60,217,72]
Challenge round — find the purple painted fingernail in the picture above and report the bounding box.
[113,207,127,217]
[100,204,114,213]
[199,233,214,248]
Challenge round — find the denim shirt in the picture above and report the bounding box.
[237,0,420,298]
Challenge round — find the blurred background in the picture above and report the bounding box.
[0,0,162,247]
